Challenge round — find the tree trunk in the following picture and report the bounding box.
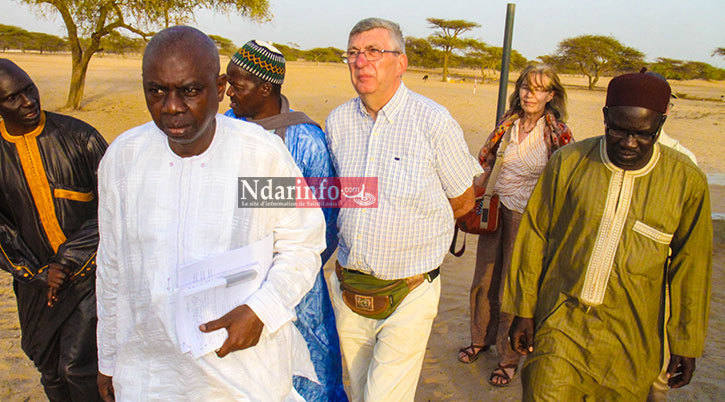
[48,0,107,110]
[589,67,601,90]
[442,51,449,82]
[64,36,101,110]
[590,74,599,90]
[65,55,91,109]
[587,63,604,90]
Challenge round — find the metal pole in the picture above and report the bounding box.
[496,3,516,123]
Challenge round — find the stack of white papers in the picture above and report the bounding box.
[175,235,273,358]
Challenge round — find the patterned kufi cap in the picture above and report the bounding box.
[231,40,285,85]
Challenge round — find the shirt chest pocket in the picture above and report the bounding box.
[632,220,673,245]
[53,185,95,202]
[51,184,97,232]
[624,220,673,277]
[381,155,430,203]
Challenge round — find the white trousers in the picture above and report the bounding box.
[329,272,441,402]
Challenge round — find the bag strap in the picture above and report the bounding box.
[484,128,512,197]
[449,226,467,257]
[450,127,512,258]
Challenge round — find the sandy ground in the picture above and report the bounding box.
[0,53,723,401]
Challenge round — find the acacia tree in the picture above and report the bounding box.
[426,18,479,82]
[466,39,527,80]
[466,40,497,80]
[713,47,725,58]
[0,24,67,53]
[649,57,725,80]
[20,0,270,110]
[209,34,237,56]
[271,43,302,61]
[0,24,28,51]
[29,32,67,53]
[303,47,345,64]
[547,35,644,89]
[405,36,441,69]
[97,31,146,55]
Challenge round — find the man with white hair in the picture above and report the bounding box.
[325,17,481,401]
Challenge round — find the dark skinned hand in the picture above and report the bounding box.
[97,372,114,401]
[46,262,71,307]
[199,304,264,358]
[509,316,535,355]
[666,354,696,389]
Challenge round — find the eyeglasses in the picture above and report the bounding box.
[342,48,401,63]
[605,126,661,142]
[604,107,666,142]
[606,118,666,142]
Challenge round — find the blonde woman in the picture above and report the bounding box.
[458,65,573,387]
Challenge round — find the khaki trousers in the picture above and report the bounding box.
[469,205,522,366]
[329,271,441,402]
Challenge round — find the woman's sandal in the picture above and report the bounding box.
[457,344,490,364]
[488,362,519,387]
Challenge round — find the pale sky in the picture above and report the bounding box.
[2,0,724,68]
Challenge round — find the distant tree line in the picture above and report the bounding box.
[0,24,66,53]
[0,24,149,55]
[648,57,725,81]
[210,35,237,56]
[94,32,147,55]
[540,35,725,86]
[4,6,725,109]
[3,20,724,87]
[405,35,527,80]
[271,43,344,64]
[403,18,725,88]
